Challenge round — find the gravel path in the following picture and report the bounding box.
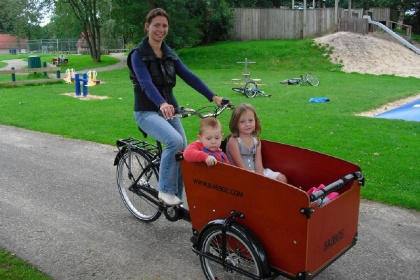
[2,52,127,72]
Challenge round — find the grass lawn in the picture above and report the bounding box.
[0,247,51,280]
[0,38,419,278]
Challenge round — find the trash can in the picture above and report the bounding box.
[28,56,41,69]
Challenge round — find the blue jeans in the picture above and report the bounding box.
[134,111,187,199]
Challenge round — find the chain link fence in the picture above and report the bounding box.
[27,39,79,53]
[1,38,125,54]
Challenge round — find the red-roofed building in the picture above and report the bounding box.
[0,34,28,54]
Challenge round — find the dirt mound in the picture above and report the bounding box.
[315,31,420,116]
[315,31,420,78]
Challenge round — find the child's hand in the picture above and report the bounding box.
[205,155,218,166]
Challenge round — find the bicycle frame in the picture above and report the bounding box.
[232,81,271,98]
[281,73,319,86]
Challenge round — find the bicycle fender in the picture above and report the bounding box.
[113,147,127,166]
[194,219,271,276]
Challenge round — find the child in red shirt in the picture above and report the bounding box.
[184,117,229,166]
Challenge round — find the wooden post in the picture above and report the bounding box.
[303,0,307,39]
[11,67,16,82]
[348,0,352,18]
[335,0,339,26]
[43,62,48,77]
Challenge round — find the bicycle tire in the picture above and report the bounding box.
[305,73,320,86]
[116,149,161,222]
[198,224,270,280]
[244,81,258,98]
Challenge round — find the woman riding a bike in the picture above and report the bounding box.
[127,8,224,206]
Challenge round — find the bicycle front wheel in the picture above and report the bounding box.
[244,81,258,98]
[116,149,161,222]
[305,73,320,86]
[199,224,269,280]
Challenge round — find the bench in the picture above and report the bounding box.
[0,66,62,86]
[52,58,68,66]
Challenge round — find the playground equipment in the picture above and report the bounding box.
[86,71,101,86]
[364,15,420,55]
[63,68,75,83]
[63,69,101,97]
[231,58,261,83]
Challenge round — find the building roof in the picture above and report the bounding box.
[0,34,28,49]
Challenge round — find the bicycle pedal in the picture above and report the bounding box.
[158,198,182,206]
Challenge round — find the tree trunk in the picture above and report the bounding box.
[68,0,101,62]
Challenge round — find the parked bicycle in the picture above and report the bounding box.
[232,80,271,98]
[280,73,320,86]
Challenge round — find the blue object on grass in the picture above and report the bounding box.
[310,97,330,103]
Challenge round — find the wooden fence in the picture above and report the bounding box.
[231,7,397,40]
[0,66,61,86]
[231,8,340,40]
[339,18,369,34]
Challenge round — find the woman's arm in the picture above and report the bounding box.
[175,59,216,101]
[131,50,166,107]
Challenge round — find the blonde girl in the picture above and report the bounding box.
[226,103,287,183]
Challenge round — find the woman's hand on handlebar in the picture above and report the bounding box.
[212,96,224,107]
[160,102,175,120]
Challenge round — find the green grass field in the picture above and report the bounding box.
[0,38,419,278]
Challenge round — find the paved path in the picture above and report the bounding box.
[0,125,419,280]
[1,52,127,72]
[2,58,27,70]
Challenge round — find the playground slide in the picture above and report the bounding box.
[363,15,420,55]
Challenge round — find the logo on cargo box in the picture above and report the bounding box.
[324,229,344,251]
[193,179,244,198]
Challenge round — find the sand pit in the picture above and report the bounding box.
[62,93,110,100]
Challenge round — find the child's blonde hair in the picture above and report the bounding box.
[229,103,261,137]
[199,117,222,135]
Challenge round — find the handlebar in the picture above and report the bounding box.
[174,98,234,119]
[309,171,364,203]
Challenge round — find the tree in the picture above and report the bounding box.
[111,0,233,48]
[0,0,49,39]
[51,0,83,39]
[65,0,108,62]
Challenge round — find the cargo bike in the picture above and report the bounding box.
[114,100,364,280]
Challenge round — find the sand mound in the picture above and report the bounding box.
[315,31,420,78]
[315,31,420,116]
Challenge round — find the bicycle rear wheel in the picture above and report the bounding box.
[116,149,161,222]
[244,81,258,98]
[232,87,245,94]
[305,73,320,86]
